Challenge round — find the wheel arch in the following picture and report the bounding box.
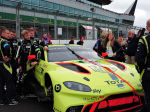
[44,73,53,89]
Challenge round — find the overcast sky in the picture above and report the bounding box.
[103,0,149,28]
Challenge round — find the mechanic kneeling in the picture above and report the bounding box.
[19,30,41,95]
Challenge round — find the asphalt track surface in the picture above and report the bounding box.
[0,97,53,112]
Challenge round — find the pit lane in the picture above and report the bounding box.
[0,96,143,112]
[0,96,53,112]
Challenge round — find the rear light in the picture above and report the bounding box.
[82,93,144,112]
[134,96,140,102]
[109,96,134,107]
[98,101,108,109]
[97,96,140,109]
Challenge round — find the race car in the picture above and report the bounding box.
[33,45,144,112]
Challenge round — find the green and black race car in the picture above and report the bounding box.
[32,45,144,112]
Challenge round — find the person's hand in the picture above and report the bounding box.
[44,46,48,51]
[113,52,116,57]
[19,66,22,72]
[18,58,21,64]
[31,61,38,66]
[3,56,9,62]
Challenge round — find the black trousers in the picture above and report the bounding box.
[23,68,35,94]
[19,63,35,95]
[11,59,18,84]
[142,71,150,112]
[0,63,16,101]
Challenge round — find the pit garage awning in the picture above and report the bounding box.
[82,25,97,31]
[87,0,112,5]
[100,28,112,32]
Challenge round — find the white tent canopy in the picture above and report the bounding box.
[82,25,97,31]
[100,28,112,32]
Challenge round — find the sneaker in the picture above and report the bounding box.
[0,100,5,106]
[8,99,18,105]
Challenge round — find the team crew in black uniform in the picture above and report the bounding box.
[135,19,150,112]
[0,26,49,105]
[0,27,18,105]
[9,29,19,85]
[0,21,150,108]
[18,30,42,95]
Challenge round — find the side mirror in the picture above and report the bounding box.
[28,55,36,60]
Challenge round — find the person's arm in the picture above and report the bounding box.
[38,40,48,51]
[93,41,98,51]
[116,41,122,52]
[135,40,147,66]
[112,41,121,57]
[135,38,147,73]
[32,41,41,62]
[1,41,11,62]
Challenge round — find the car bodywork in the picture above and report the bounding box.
[34,45,144,112]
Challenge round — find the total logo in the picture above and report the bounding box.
[104,80,124,85]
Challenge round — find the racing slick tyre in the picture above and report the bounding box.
[45,74,54,107]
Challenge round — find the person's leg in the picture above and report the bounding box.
[0,74,5,104]
[3,64,17,104]
[131,56,135,64]
[23,68,35,94]
[0,64,6,104]
[5,72,16,100]
[127,56,131,64]
[11,59,18,85]
[142,79,150,112]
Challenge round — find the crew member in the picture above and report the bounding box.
[27,27,48,50]
[41,33,52,45]
[135,18,150,112]
[19,30,41,94]
[77,36,84,45]
[69,36,75,44]
[9,29,19,84]
[0,27,18,105]
[126,29,138,64]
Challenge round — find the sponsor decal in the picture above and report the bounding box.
[117,84,125,89]
[43,63,47,67]
[130,73,134,77]
[83,77,90,81]
[83,96,104,101]
[26,46,30,49]
[88,65,107,73]
[55,84,61,92]
[88,64,117,73]
[105,80,124,85]
[92,89,101,94]
[108,73,119,80]
[13,43,17,46]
